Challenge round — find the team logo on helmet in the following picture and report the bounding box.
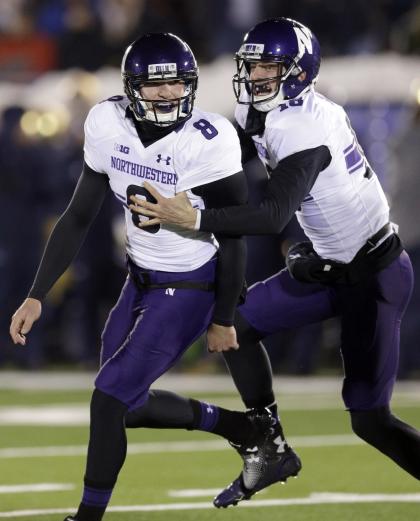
[293,26,313,56]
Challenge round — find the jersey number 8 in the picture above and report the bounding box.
[193,119,218,140]
[126,184,160,234]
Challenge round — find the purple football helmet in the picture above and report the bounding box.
[122,33,198,126]
[233,18,321,112]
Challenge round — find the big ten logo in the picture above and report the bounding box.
[114,143,130,154]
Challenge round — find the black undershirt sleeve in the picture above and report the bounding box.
[199,145,331,236]
[28,162,109,300]
[235,124,258,164]
[192,171,248,326]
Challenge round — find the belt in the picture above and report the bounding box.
[286,222,399,286]
[365,222,393,251]
[126,255,215,293]
[130,274,215,292]
[128,265,214,293]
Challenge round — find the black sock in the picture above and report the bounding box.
[125,389,258,445]
[223,313,275,410]
[76,389,128,521]
[188,398,258,446]
[223,313,289,442]
[265,401,287,441]
[125,389,194,429]
[350,406,420,480]
[76,501,106,521]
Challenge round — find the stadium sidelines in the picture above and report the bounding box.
[0,434,363,459]
[1,372,345,392]
[1,373,420,415]
[1,493,420,517]
[1,395,419,426]
[1,372,420,396]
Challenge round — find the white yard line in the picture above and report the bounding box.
[0,372,342,392]
[1,371,420,396]
[168,488,269,498]
[0,434,362,459]
[168,488,233,497]
[1,493,420,517]
[0,484,74,494]
[0,405,89,426]
[1,392,419,427]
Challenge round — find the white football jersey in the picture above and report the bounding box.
[84,96,242,271]
[235,89,390,263]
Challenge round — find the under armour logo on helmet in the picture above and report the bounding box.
[157,154,171,165]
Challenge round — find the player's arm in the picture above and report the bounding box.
[236,124,258,165]
[9,162,109,345]
[198,145,331,235]
[133,145,331,235]
[192,171,248,352]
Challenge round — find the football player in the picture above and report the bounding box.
[9,33,287,521]
[132,18,420,507]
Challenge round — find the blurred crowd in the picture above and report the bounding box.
[0,0,419,80]
[1,0,420,377]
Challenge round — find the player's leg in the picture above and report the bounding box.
[126,269,336,445]
[215,268,338,506]
[125,389,267,446]
[99,274,140,366]
[340,252,420,479]
[70,257,255,520]
[224,268,337,410]
[68,274,143,521]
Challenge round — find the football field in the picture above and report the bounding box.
[0,372,419,521]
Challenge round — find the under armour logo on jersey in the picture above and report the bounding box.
[206,405,214,414]
[165,288,176,296]
[157,154,171,165]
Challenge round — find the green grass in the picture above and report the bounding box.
[0,387,419,521]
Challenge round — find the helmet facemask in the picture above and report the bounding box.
[233,56,303,112]
[123,74,198,126]
[232,18,321,112]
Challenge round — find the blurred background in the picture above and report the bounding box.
[1,0,420,378]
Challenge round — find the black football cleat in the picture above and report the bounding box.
[213,408,302,508]
[213,474,251,507]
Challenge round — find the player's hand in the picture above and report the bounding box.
[128,181,197,230]
[9,298,42,346]
[206,323,239,353]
